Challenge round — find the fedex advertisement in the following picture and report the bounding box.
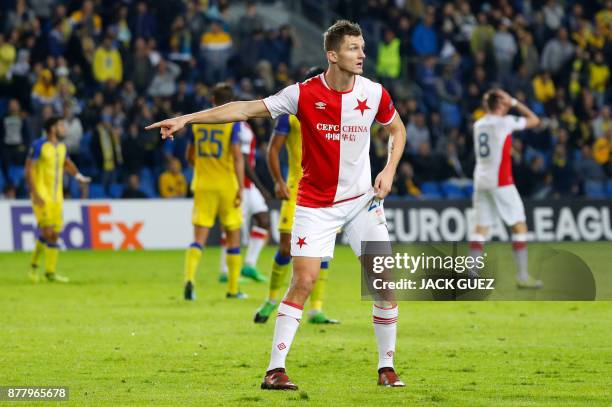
[0,200,194,251]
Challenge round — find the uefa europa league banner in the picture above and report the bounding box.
[0,198,611,251]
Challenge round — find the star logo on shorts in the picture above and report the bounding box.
[296,236,307,248]
[354,98,370,115]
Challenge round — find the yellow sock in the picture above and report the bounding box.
[45,243,59,275]
[269,251,291,301]
[226,247,242,295]
[184,243,203,282]
[310,262,329,311]
[31,237,46,268]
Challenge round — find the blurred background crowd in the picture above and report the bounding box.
[0,0,611,201]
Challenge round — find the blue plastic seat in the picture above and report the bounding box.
[109,183,124,198]
[607,181,612,198]
[88,183,107,199]
[8,165,25,186]
[441,181,466,199]
[584,180,605,198]
[420,181,442,199]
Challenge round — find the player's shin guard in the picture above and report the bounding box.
[184,243,203,282]
[310,261,329,311]
[31,236,47,268]
[219,233,228,274]
[373,303,398,370]
[269,251,291,301]
[226,247,242,295]
[44,242,60,275]
[267,301,302,371]
[512,233,528,280]
[245,226,268,267]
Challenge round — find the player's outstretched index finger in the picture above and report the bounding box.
[144,121,162,130]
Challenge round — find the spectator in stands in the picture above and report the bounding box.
[525,156,551,199]
[376,29,401,92]
[551,143,577,197]
[518,31,539,79]
[395,162,421,198]
[31,69,57,112]
[0,34,16,83]
[435,64,462,128]
[92,108,123,194]
[111,5,132,49]
[125,38,154,94]
[532,71,556,106]
[492,18,517,78]
[129,1,156,41]
[62,102,83,165]
[411,8,438,56]
[172,80,196,114]
[236,0,264,43]
[159,157,187,198]
[5,0,35,34]
[593,106,611,139]
[277,25,294,67]
[575,144,607,185]
[148,59,181,98]
[69,0,102,38]
[1,99,30,185]
[588,51,609,108]
[411,142,440,182]
[540,27,574,77]
[121,173,147,199]
[543,0,565,32]
[122,122,146,176]
[406,112,431,153]
[470,12,494,56]
[200,20,232,84]
[439,141,467,181]
[93,35,123,84]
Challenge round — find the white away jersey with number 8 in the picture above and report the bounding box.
[473,114,527,190]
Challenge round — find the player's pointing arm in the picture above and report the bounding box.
[145,100,271,140]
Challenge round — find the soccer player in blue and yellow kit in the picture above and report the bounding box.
[25,116,91,283]
[183,83,246,300]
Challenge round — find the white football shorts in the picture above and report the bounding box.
[291,189,390,259]
[473,184,526,227]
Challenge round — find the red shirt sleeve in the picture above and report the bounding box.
[375,86,396,125]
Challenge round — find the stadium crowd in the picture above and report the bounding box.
[0,0,611,201]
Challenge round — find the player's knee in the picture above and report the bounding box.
[291,273,317,294]
[254,213,270,230]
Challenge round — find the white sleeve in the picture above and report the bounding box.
[262,84,299,119]
[239,122,254,155]
[506,115,527,132]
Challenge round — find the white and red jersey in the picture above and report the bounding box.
[262,73,396,208]
[238,121,256,189]
[473,114,527,190]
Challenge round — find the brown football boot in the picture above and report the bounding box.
[378,367,406,387]
[261,368,299,390]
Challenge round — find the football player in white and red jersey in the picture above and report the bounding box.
[470,89,542,288]
[146,20,407,390]
[218,121,271,284]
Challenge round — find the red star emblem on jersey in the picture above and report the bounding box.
[354,98,370,115]
[296,236,307,248]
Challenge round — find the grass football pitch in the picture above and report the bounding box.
[0,243,610,406]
